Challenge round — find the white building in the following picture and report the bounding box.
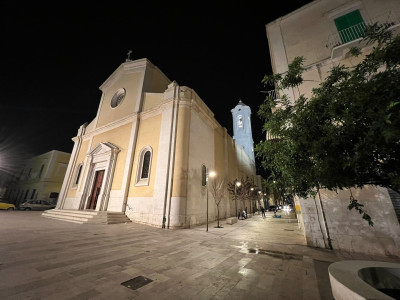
[266,0,400,256]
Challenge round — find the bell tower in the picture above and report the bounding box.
[231,100,255,163]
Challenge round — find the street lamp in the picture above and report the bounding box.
[234,179,241,219]
[250,187,254,213]
[206,168,216,232]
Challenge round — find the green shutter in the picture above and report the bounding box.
[334,10,365,43]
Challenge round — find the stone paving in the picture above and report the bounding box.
[0,211,399,299]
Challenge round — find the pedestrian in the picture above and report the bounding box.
[242,209,247,219]
[238,210,241,220]
[261,207,266,218]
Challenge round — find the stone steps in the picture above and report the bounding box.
[42,209,132,225]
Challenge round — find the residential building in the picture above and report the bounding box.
[265,0,400,256]
[7,150,71,206]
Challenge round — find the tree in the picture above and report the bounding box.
[209,177,226,228]
[227,176,258,215]
[256,23,400,226]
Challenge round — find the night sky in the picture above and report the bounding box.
[1,1,313,177]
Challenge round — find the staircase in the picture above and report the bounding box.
[42,209,132,225]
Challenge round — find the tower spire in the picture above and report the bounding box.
[231,100,255,163]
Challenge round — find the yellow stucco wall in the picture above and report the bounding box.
[49,152,71,180]
[90,123,132,191]
[67,140,90,198]
[130,114,162,197]
[145,65,171,93]
[172,107,191,197]
[213,127,225,179]
[16,150,71,202]
[77,140,90,193]
[227,139,239,180]
[142,93,163,111]
[97,72,142,127]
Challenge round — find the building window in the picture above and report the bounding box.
[73,164,83,187]
[334,10,365,44]
[135,146,152,186]
[141,152,151,179]
[237,115,243,128]
[110,88,126,108]
[38,164,44,178]
[202,165,206,186]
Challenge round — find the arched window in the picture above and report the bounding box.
[237,115,243,128]
[141,151,151,179]
[73,163,83,187]
[136,146,153,186]
[202,165,206,186]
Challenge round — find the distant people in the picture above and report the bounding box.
[261,207,266,218]
[238,210,241,220]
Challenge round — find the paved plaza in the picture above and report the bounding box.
[1,211,399,299]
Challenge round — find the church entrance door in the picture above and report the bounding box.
[87,170,104,210]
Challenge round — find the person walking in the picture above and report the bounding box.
[261,207,266,218]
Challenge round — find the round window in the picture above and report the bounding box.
[110,88,126,108]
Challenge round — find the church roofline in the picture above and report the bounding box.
[99,58,171,92]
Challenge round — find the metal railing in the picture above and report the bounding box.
[265,90,277,100]
[326,10,400,51]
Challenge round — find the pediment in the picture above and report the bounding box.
[99,58,150,92]
[88,142,120,157]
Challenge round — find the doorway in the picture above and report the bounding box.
[87,170,105,210]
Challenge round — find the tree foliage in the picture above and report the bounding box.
[256,23,400,226]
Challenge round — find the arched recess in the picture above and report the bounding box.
[80,142,120,211]
[135,146,153,186]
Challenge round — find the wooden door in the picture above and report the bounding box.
[87,170,105,210]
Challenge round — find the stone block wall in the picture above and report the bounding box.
[296,186,400,257]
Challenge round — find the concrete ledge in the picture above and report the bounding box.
[329,260,400,300]
[226,217,238,225]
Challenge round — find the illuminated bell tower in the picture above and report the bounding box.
[231,99,255,163]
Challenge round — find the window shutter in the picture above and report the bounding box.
[334,10,365,43]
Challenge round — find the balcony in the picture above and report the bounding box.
[265,90,277,100]
[326,10,400,59]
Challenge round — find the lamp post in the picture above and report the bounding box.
[250,187,254,213]
[234,179,241,219]
[263,193,267,209]
[206,168,216,232]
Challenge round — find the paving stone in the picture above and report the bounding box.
[1,211,399,299]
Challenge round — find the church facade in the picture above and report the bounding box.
[57,58,256,228]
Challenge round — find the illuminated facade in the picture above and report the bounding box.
[56,58,256,228]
